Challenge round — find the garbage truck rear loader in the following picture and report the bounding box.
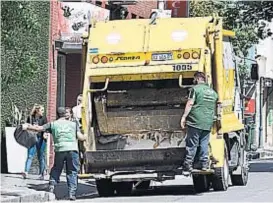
[80,16,249,196]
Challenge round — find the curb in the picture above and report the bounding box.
[248,149,273,160]
[258,150,273,159]
[1,190,55,202]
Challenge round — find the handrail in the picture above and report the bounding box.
[87,78,110,93]
[178,75,194,88]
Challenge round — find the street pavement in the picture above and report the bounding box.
[1,159,273,202]
[0,174,55,202]
[58,159,273,202]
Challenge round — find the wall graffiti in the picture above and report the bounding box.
[58,2,110,42]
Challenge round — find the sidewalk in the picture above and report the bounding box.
[1,174,55,202]
[0,174,97,202]
[249,147,273,160]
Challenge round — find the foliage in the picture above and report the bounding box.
[1,1,50,130]
[190,0,273,78]
[1,1,43,91]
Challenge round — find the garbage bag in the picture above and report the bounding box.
[14,125,37,149]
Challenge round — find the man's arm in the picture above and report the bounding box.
[181,89,195,129]
[182,88,195,119]
[75,122,86,141]
[23,122,51,132]
[182,99,194,119]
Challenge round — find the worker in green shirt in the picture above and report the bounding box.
[23,107,86,201]
[181,72,218,173]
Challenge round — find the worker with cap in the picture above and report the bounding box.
[22,107,86,201]
[180,71,218,174]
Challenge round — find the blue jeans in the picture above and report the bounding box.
[184,126,210,168]
[25,136,46,175]
[49,151,79,197]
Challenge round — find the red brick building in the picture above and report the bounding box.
[47,0,157,168]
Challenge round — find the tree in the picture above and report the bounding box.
[190,0,273,78]
[1,1,42,91]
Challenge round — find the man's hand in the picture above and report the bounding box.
[22,123,30,131]
[181,116,186,130]
[77,132,87,141]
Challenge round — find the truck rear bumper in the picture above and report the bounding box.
[85,148,186,173]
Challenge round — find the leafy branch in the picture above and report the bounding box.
[190,0,273,78]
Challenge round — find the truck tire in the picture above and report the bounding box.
[135,180,151,190]
[211,146,229,191]
[192,175,211,193]
[231,166,248,186]
[231,148,249,186]
[96,179,115,197]
[115,182,133,196]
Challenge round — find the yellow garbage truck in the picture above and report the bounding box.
[80,15,249,196]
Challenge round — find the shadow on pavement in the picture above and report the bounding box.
[76,184,201,200]
[28,181,97,200]
[133,185,199,197]
[4,175,47,181]
[249,160,273,173]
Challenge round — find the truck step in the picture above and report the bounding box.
[78,173,93,179]
[191,169,215,175]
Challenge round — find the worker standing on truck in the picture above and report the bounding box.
[22,107,86,201]
[181,71,218,173]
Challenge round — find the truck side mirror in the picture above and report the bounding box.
[250,64,259,80]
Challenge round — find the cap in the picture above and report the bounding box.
[57,107,66,115]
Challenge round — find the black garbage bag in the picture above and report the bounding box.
[14,125,37,149]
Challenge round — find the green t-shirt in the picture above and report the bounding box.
[43,119,79,152]
[186,83,218,131]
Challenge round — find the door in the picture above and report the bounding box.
[57,54,66,108]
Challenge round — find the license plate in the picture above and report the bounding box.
[152,53,173,61]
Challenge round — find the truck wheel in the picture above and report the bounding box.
[192,175,211,193]
[135,180,151,190]
[231,148,249,186]
[96,179,115,197]
[231,166,248,186]
[115,182,133,196]
[212,147,229,191]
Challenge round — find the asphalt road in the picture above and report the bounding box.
[57,159,273,202]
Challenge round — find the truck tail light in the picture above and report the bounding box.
[92,56,100,64]
[101,56,108,63]
[183,52,190,59]
[192,52,200,59]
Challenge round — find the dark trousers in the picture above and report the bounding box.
[184,126,210,168]
[49,151,79,196]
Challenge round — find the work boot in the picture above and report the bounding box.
[22,172,28,179]
[48,185,54,193]
[69,195,76,201]
[201,163,209,171]
[38,175,45,180]
[183,164,193,176]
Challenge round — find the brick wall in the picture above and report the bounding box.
[126,1,157,18]
[95,1,157,18]
[48,0,60,169]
